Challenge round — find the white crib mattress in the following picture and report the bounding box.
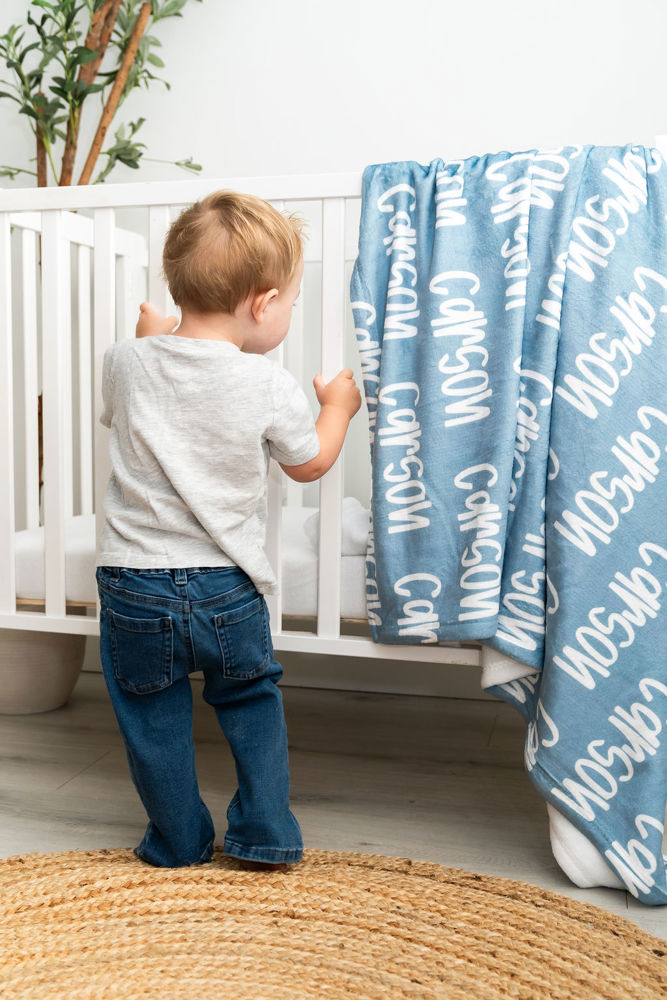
[14,506,368,620]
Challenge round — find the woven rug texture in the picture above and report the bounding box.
[0,848,665,999]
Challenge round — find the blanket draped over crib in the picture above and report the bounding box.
[350,145,667,905]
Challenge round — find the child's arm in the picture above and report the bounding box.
[136,302,179,338]
[280,369,361,483]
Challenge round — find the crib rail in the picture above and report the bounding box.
[0,175,363,213]
[0,173,481,668]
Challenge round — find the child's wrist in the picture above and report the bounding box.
[320,401,352,421]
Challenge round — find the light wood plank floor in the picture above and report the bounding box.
[1,670,665,940]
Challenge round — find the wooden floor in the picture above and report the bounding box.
[1,670,665,940]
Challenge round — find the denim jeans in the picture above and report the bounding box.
[96,565,303,867]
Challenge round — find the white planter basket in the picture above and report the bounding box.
[0,630,85,714]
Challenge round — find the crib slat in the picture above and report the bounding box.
[285,291,305,509]
[149,206,174,315]
[0,214,16,614]
[77,245,93,515]
[265,336,285,631]
[317,198,345,638]
[93,209,116,597]
[62,241,73,520]
[116,255,133,341]
[21,228,40,530]
[265,460,283,631]
[269,201,303,536]
[115,227,148,266]
[41,211,69,617]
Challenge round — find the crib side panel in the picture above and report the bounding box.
[0,176,482,670]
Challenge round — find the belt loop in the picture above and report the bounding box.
[174,568,188,584]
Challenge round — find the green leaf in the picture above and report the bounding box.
[41,34,66,56]
[176,157,202,173]
[17,41,41,63]
[0,165,32,179]
[146,52,164,67]
[153,0,188,22]
[49,77,75,98]
[78,80,106,95]
[73,45,98,64]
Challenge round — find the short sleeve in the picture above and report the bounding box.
[100,345,115,428]
[267,366,320,466]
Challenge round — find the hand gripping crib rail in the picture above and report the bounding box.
[0,174,481,671]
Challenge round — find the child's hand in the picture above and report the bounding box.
[313,369,362,420]
[136,302,179,339]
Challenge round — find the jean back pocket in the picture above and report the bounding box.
[108,609,174,695]
[214,595,271,680]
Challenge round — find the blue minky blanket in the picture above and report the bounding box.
[351,145,667,904]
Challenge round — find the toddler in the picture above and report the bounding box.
[96,190,361,870]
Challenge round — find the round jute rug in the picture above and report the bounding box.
[0,848,664,1000]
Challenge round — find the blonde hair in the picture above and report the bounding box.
[162,190,305,314]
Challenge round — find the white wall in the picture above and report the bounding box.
[1,0,666,185]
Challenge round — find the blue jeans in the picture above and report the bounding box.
[96,565,303,867]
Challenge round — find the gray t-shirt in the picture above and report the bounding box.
[97,335,319,594]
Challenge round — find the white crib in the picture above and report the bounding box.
[0,173,482,711]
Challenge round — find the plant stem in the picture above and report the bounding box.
[0,165,37,179]
[44,137,59,185]
[36,138,47,186]
[35,90,47,187]
[78,1,152,186]
[59,0,124,185]
[86,0,125,82]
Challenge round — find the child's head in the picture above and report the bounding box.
[162,190,305,315]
